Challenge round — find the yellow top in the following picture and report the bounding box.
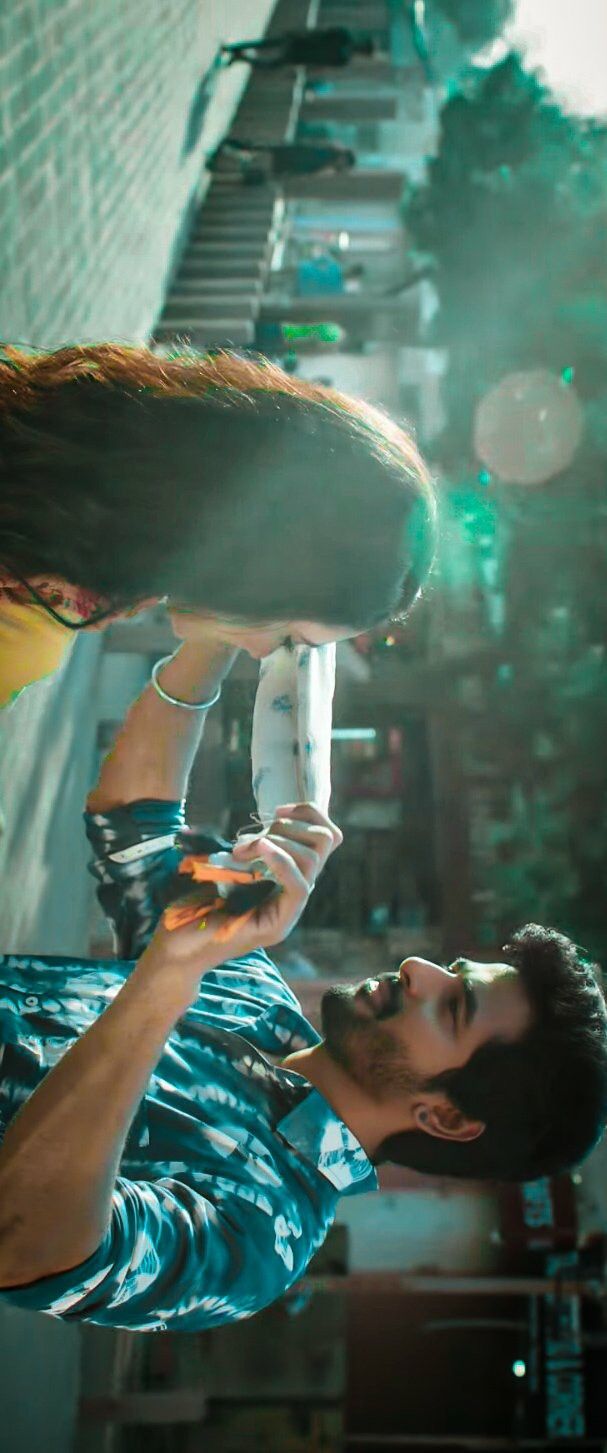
[0,593,73,707]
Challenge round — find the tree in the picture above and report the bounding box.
[405,54,607,458]
[403,55,607,957]
[430,0,515,50]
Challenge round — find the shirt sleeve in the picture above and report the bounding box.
[84,800,188,959]
[85,802,239,961]
[0,1173,309,1332]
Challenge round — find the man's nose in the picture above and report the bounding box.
[399,957,448,999]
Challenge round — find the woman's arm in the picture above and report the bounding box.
[86,637,238,812]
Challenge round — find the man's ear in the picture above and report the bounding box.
[413,1095,485,1144]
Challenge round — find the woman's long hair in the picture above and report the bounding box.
[0,343,437,631]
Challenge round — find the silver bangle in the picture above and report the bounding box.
[151,655,222,712]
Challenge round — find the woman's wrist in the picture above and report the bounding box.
[156,639,238,705]
[87,638,239,813]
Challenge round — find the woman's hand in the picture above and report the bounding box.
[168,609,293,661]
[169,608,230,646]
[143,804,343,982]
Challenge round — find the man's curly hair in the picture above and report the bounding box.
[377,924,607,1182]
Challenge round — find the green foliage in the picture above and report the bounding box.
[431,0,515,49]
[404,54,607,456]
[404,55,607,957]
[438,486,502,592]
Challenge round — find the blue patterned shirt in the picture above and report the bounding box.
[0,802,377,1331]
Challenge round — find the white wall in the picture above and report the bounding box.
[297,345,401,412]
[336,1187,500,1273]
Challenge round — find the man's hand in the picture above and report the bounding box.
[142,804,343,981]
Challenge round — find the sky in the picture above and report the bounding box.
[485,0,607,117]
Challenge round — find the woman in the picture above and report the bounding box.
[0,342,437,706]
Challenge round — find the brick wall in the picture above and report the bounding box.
[0,0,275,348]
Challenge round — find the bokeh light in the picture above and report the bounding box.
[474,369,584,485]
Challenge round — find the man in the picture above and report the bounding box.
[220,28,376,71]
[207,138,356,184]
[0,635,606,1332]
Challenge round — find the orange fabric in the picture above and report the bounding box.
[178,856,267,885]
[163,895,224,932]
[213,906,259,944]
[164,855,270,935]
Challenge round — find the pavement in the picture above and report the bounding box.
[0,4,275,1448]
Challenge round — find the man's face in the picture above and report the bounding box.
[320,957,532,1105]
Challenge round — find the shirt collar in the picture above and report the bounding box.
[276,1085,379,1197]
[255,999,378,1198]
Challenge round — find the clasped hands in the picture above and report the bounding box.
[145,804,342,981]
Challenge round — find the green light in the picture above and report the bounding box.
[478,469,491,487]
[512,1360,526,1379]
[561,366,575,385]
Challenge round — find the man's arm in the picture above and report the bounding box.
[0,929,217,1284]
[0,810,336,1289]
[87,637,238,811]
[0,636,237,1283]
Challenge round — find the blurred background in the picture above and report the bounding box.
[1,0,607,1448]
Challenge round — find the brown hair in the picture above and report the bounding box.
[0,342,437,630]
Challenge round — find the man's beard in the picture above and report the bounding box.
[320,984,421,1103]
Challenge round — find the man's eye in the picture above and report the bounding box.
[282,636,295,650]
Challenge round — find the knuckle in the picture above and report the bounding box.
[297,801,320,820]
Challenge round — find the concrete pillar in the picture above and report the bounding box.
[352,60,412,84]
[301,93,398,122]
[282,170,405,201]
[317,1,389,27]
